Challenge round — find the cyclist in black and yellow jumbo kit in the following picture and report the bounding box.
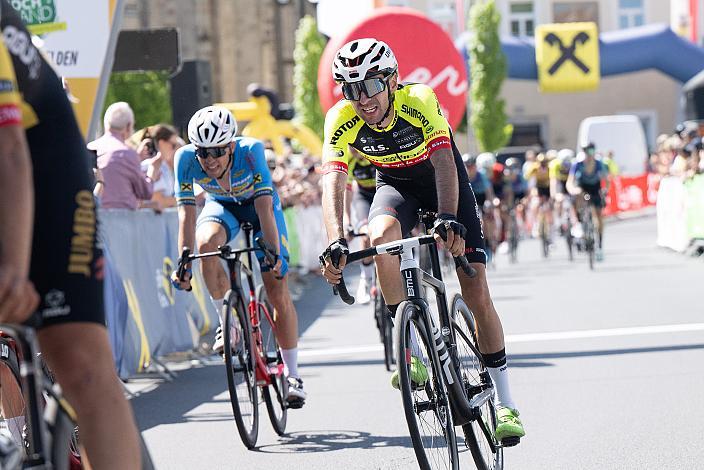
[0,1,141,467]
[318,38,524,442]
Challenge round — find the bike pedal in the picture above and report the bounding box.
[499,437,521,448]
[286,399,305,409]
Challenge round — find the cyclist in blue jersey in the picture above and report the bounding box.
[567,142,609,261]
[462,153,493,210]
[170,106,305,406]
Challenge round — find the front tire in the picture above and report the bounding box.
[223,290,259,448]
[396,301,459,470]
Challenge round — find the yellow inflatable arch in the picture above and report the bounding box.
[216,95,322,158]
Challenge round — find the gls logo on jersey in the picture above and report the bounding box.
[2,25,41,79]
[362,144,388,153]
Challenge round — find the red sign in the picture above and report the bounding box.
[603,174,659,216]
[317,7,468,129]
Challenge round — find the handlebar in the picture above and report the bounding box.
[174,238,280,290]
[327,233,476,306]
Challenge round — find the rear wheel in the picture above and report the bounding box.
[396,302,458,470]
[450,295,503,470]
[223,290,259,448]
[256,285,287,436]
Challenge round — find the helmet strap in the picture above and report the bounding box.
[217,150,233,180]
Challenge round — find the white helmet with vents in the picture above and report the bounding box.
[187,106,237,147]
[332,38,398,83]
[476,152,496,171]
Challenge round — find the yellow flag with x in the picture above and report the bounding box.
[535,22,600,93]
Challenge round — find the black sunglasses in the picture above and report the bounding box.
[195,146,228,159]
[341,75,392,101]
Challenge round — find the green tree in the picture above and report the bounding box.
[102,71,172,131]
[468,0,512,152]
[293,15,326,138]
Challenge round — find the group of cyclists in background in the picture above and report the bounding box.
[456,142,613,267]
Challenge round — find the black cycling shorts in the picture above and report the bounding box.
[474,191,487,210]
[352,188,374,231]
[28,101,105,328]
[581,183,605,209]
[537,186,551,199]
[369,174,487,265]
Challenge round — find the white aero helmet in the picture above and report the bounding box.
[476,152,496,171]
[332,38,398,83]
[188,106,237,147]
[557,148,575,161]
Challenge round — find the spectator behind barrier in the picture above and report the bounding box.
[135,124,182,210]
[88,102,162,209]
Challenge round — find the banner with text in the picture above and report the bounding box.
[10,0,120,137]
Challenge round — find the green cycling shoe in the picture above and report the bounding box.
[391,356,429,390]
[494,407,525,443]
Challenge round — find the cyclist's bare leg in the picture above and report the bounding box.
[457,264,516,409]
[594,206,604,248]
[196,222,229,301]
[261,272,298,350]
[456,264,505,354]
[38,323,140,470]
[368,215,404,305]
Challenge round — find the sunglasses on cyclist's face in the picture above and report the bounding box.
[341,75,391,101]
[195,146,229,160]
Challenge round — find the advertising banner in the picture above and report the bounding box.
[685,174,704,240]
[99,209,218,377]
[317,7,468,129]
[9,0,122,137]
[535,22,600,93]
[603,174,658,216]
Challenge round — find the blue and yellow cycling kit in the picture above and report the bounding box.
[174,139,290,275]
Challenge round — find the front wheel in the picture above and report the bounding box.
[223,290,259,448]
[256,285,288,436]
[396,301,459,470]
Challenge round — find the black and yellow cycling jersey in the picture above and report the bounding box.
[548,159,570,182]
[347,156,376,193]
[0,2,46,129]
[322,83,452,181]
[1,0,104,327]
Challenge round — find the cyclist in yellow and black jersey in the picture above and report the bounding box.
[0,1,141,467]
[319,38,524,442]
[343,155,376,303]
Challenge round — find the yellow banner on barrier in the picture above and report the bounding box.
[535,22,600,93]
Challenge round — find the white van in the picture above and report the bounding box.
[576,115,648,176]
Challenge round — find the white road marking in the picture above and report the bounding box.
[299,323,704,358]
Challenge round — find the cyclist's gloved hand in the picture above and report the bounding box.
[170,266,192,291]
[433,214,467,257]
[319,238,349,285]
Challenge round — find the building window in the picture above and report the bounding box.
[553,2,599,25]
[618,0,645,29]
[509,2,535,37]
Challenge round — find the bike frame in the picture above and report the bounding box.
[179,226,284,389]
[224,227,284,388]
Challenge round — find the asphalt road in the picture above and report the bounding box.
[129,213,704,470]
